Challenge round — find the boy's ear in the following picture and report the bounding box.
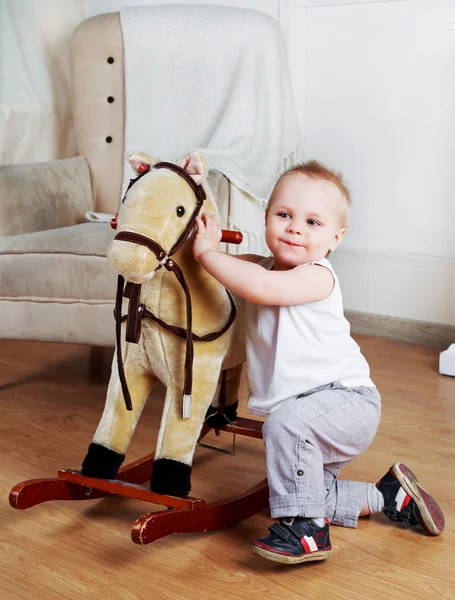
[329,227,346,252]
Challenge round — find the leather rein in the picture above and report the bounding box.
[114,162,236,418]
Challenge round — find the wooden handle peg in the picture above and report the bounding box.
[220,230,243,244]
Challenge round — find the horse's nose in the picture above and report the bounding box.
[107,239,160,283]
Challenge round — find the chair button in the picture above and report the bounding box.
[107,57,114,64]
[106,136,113,143]
[107,96,115,103]
[297,470,304,477]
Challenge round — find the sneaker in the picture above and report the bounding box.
[376,462,445,536]
[250,517,332,564]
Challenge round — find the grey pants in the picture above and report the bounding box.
[262,382,381,528]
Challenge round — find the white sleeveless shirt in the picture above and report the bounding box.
[246,257,375,417]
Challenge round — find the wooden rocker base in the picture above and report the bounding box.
[9,417,269,546]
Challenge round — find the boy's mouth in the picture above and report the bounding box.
[281,239,303,247]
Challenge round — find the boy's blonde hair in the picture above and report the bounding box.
[274,160,352,228]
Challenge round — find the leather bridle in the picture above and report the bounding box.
[114,162,236,418]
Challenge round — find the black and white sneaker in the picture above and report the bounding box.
[376,462,445,536]
[250,517,332,564]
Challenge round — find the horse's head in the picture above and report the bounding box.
[108,151,217,284]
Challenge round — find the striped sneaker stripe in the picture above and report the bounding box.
[395,486,411,511]
[301,535,318,553]
[392,462,445,535]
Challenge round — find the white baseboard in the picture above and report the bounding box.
[346,310,454,348]
[330,249,455,328]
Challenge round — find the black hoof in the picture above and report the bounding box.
[204,401,238,428]
[81,442,125,479]
[150,458,192,497]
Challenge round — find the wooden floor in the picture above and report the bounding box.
[0,335,454,600]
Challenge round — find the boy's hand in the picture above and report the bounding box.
[193,213,222,262]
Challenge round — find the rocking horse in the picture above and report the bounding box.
[9,151,269,545]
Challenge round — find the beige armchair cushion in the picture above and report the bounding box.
[0,223,116,301]
[0,223,117,345]
[0,157,93,236]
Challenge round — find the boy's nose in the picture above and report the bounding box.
[287,223,302,235]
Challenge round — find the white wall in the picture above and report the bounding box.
[302,0,455,327]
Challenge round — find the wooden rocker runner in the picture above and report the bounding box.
[9,418,268,546]
[9,151,269,545]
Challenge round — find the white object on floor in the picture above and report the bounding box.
[85,211,115,223]
[439,344,455,376]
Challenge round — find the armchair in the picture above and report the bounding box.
[0,13,230,354]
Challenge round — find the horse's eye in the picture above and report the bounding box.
[176,206,185,217]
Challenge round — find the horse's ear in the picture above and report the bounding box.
[128,152,159,174]
[178,151,208,184]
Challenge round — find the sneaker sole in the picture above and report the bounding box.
[250,543,332,564]
[390,462,445,536]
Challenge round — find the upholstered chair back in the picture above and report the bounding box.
[71,13,125,214]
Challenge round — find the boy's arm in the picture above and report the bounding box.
[193,214,333,305]
[199,250,334,305]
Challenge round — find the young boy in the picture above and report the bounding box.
[193,160,445,564]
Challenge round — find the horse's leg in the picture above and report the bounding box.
[81,348,158,479]
[150,350,225,497]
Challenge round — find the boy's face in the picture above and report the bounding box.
[265,173,346,270]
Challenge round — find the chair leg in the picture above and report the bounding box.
[88,346,111,383]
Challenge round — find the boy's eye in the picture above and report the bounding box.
[307,219,320,226]
[278,212,291,219]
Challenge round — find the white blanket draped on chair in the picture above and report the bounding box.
[120,4,302,255]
